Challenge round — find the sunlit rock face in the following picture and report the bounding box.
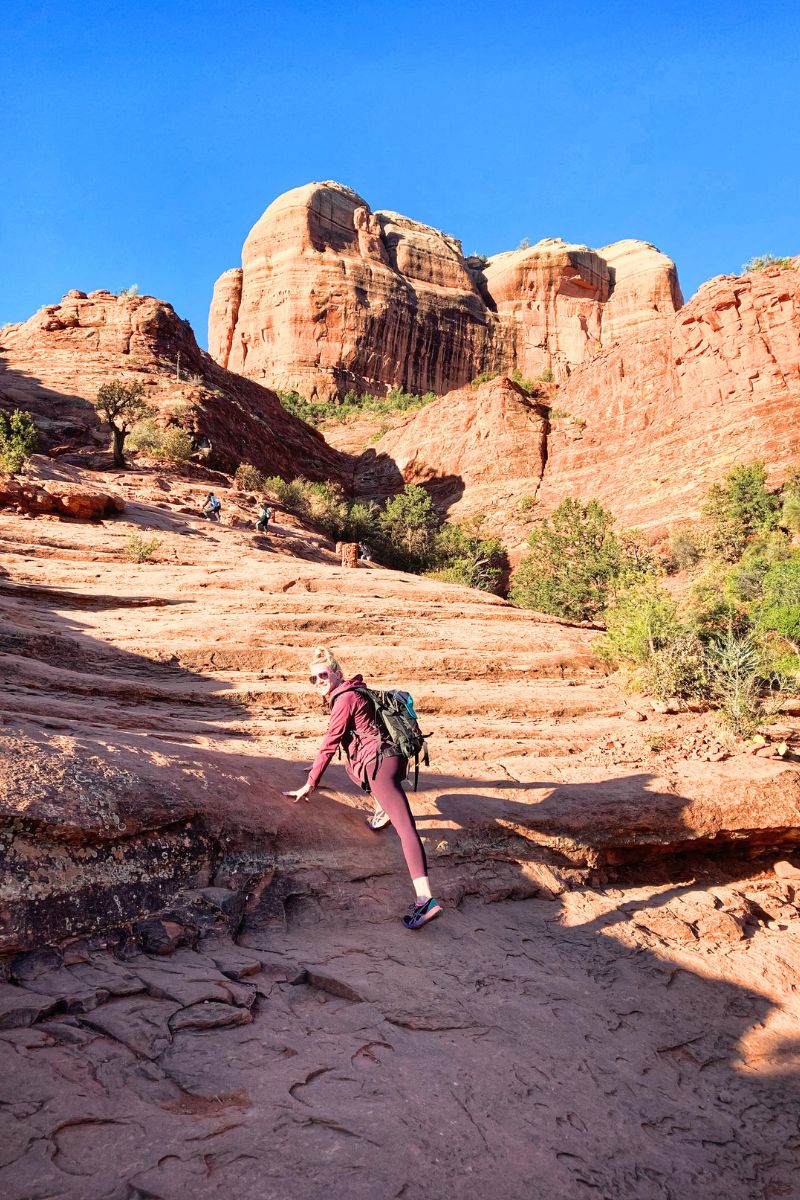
[208,181,683,399]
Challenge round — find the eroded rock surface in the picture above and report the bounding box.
[1,475,799,1198]
[208,181,682,398]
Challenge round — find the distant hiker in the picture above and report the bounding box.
[283,646,440,930]
[201,492,221,521]
[358,541,372,562]
[256,501,273,533]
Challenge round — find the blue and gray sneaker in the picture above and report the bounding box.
[402,897,442,930]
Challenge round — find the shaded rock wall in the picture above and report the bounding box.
[209,181,682,399]
[0,290,349,483]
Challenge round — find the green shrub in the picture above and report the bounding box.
[511,367,538,393]
[518,495,537,513]
[756,557,800,647]
[742,255,793,273]
[646,631,710,700]
[701,461,780,559]
[601,579,709,700]
[666,527,704,571]
[127,418,163,455]
[158,427,193,462]
[261,474,380,545]
[538,367,554,383]
[470,370,501,388]
[706,627,766,737]
[0,409,39,473]
[779,472,800,533]
[602,579,682,666]
[510,498,649,621]
[781,494,800,534]
[127,420,193,462]
[428,523,508,593]
[126,533,160,563]
[339,501,380,544]
[377,484,440,569]
[235,463,266,491]
[277,387,436,427]
[369,422,390,444]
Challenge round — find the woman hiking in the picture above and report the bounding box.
[283,647,442,930]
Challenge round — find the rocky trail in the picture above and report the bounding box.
[2,468,800,1199]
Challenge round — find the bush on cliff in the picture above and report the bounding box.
[510,498,650,621]
[127,418,193,463]
[742,254,793,273]
[234,463,266,491]
[701,461,779,558]
[277,387,436,427]
[0,409,39,473]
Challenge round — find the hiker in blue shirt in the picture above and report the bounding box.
[201,492,221,522]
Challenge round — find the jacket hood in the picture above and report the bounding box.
[329,674,364,702]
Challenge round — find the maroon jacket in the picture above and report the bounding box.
[307,675,392,792]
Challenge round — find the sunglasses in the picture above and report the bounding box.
[309,670,330,685]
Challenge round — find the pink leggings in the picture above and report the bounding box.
[369,754,428,880]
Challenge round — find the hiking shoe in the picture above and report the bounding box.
[402,897,442,930]
[366,808,391,831]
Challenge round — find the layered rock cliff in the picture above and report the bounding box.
[209,181,682,398]
[536,260,800,530]
[350,261,800,538]
[0,289,348,482]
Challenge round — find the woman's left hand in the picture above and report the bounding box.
[283,783,312,803]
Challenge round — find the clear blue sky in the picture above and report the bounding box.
[2,1,798,348]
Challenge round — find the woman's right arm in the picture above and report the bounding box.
[305,694,353,789]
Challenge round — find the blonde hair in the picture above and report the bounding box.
[309,645,343,676]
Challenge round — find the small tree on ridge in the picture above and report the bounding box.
[93,380,152,467]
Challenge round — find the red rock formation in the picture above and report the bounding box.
[536,261,800,531]
[209,181,682,398]
[0,457,124,518]
[353,377,548,549]
[352,263,800,538]
[0,290,348,483]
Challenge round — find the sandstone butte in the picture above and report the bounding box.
[0,288,347,484]
[208,180,683,399]
[1,476,799,1199]
[342,259,800,549]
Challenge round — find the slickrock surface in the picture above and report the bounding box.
[0,290,347,482]
[1,471,800,1198]
[209,181,681,398]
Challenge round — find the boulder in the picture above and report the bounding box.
[0,464,124,519]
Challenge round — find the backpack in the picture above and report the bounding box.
[211,497,221,512]
[356,686,430,790]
